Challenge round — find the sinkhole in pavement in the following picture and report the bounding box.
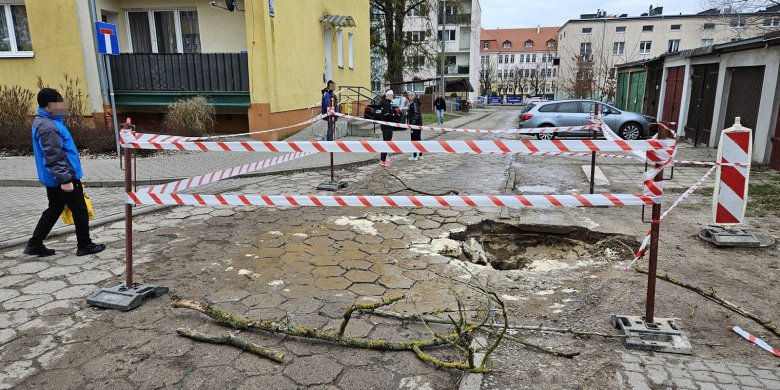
[445,221,640,270]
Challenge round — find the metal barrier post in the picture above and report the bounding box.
[589,104,599,194]
[645,125,669,323]
[124,121,133,287]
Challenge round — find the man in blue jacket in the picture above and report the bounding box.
[24,88,105,257]
[321,80,338,141]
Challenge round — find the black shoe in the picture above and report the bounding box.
[76,243,106,256]
[23,245,56,257]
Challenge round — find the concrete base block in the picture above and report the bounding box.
[612,315,692,355]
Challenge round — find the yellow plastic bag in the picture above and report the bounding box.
[61,188,95,225]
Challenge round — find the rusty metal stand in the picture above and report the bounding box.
[318,98,348,191]
[87,119,168,311]
[612,125,691,355]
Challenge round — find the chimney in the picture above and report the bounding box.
[537,25,540,34]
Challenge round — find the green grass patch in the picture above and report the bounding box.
[748,182,780,215]
[422,113,457,125]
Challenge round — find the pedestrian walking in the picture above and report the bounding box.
[24,88,105,257]
[321,80,338,140]
[433,94,446,125]
[379,89,400,166]
[406,91,423,161]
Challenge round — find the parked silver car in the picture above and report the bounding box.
[518,100,657,140]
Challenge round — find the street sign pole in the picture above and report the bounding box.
[105,55,121,165]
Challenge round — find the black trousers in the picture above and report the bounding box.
[380,127,394,162]
[29,180,92,249]
[410,129,423,157]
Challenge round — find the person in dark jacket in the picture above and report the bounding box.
[406,92,423,161]
[321,80,338,141]
[24,88,105,257]
[379,89,399,166]
[433,94,446,124]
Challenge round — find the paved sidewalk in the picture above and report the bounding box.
[0,111,493,187]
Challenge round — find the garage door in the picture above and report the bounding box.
[684,63,719,147]
[661,66,685,130]
[724,66,764,134]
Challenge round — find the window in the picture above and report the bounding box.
[482,41,489,49]
[524,68,530,78]
[764,18,780,27]
[582,27,592,34]
[498,55,503,64]
[730,17,746,27]
[406,30,426,42]
[701,38,714,47]
[580,42,592,60]
[539,103,558,112]
[557,102,580,113]
[531,54,536,63]
[409,55,424,68]
[613,41,624,55]
[503,40,511,48]
[337,29,344,68]
[348,32,354,69]
[480,55,487,65]
[639,41,652,54]
[0,2,33,56]
[438,29,455,41]
[703,23,715,30]
[127,9,201,53]
[508,54,514,64]
[667,39,680,53]
[546,68,552,78]
[525,39,533,48]
[642,25,654,32]
[615,26,626,33]
[671,24,681,31]
[547,39,555,48]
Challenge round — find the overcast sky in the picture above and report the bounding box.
[479,0,706,29]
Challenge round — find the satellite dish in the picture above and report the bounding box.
[226,0,236,11]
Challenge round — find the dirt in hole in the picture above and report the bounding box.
[447,220,640,270]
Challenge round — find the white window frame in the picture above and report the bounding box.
[613,41,624,55]
[337,29,344,68]
[667,39,680,53]
[525,40,533,48]
[582,27,592,34]
[615,26,626,33]
[701,38,714,47]
[639,40,652,54]
[670,24,682,31]
[482,41,489,49]
[347,32,354,69]
[0,1,34,58]
[125,8,198,54]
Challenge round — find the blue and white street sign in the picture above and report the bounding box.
[95,22,119,55]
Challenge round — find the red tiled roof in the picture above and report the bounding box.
[480,27,560,52]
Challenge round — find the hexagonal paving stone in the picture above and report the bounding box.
[378,274,415,289]
[331,241,361,251]
[343,270,379,283]
[21,280,67,295]
[66,270,113,285]
[355,235,383,245]
[3,294,54,310]
[211,208,236,217]
[329,230,356,241]
[279,297,323,314]
[237,375,298,390]
[283,355,344,386]
[313,277,352,291]
[339,250,367,260]
[337,366,395,390]
[348,283,387,297]
[8,262,50,275]
[312,266,346,277]
[210,288,251,303]
[304,236,335,247]
[404,270,437,281]
[415,219,441,230]
[341,260,372,270]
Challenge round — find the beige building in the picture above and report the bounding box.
[556,6,780,100]
[479,27,559,99]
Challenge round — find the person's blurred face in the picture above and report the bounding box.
[48,101,69,117]
[328,82,335,91]
[386,92,394,100]
[407,93,415,101]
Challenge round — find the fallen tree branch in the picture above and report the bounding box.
[176,328,285,363]
[635,267,780,338]
[340,295,404,336]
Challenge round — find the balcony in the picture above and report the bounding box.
[440,65,470,75]
[109,53,250,106]
[438,13,471,25]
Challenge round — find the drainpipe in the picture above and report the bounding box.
[88,0,112,130]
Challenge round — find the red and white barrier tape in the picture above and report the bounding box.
[330,110,595,134]
[125,192,659,208]
[118,133,676,155]
[138,151,314,194]
[730,326,780,358]
[625,165,717,270]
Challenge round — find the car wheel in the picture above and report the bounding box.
[535,125,555,140]
[619,122,642,140]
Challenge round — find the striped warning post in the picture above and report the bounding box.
[126,193,659,208]
[712,119,752,225]
[730,326,780,358]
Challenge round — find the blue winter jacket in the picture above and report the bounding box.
[32,108,83,187]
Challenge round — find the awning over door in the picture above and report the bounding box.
[320,15,356,27]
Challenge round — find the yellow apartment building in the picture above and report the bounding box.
[0,0,370,139]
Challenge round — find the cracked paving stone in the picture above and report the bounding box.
[8,262,50,275]
[180,366,244,389]
[36,266,80,279]
[0,360,37,388]
[126,359,186,388]
[343,270,379,283]
[313,277,351,290]
[348,283,387,297]
[312,266,346,277]
[21,280,67,295]
[280,297,324,314]
[66,270,113,285]
[414,220,441,230]
[237,375,298,390]
[210,289,251,303]
[341,260,372,270]
[54,285,96,300]
[305,236,335,247]
[0,309,31,329]
[332,241,361,251]
[2,294,53,310]
[0,288,20,303]
[36,300,80,316]
[355,235,383,245]
[404,270,437,281]
[0,328,16,345]
[210,209,236,217]
[378,275,415,289]
[17,315,76,335]
[337,366,395,390]
[328,230,356,241]
[241,293,288,309]
[283,355,344,386]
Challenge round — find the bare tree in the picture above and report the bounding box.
[559,55,595,99]
[370,0,436,84]
[700,0,780,39]
[509,64,523,96]
[478,59,496,96]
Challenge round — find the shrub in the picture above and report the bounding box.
[0,85,35,153]
[162,96,215,137]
